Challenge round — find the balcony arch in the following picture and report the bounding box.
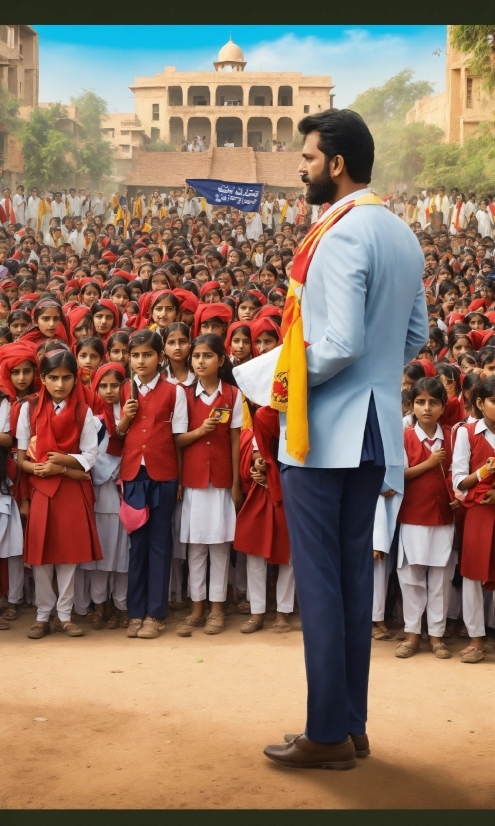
[187,86,210,106]
[277,117,293,146]
[169,116,184,146]
[277,86,293,106]
[247,117,273,149]
[215,85,243,107]
[248,86,273,106]
[168,87,183,106]
[216,117,243,147]
[187,117,211,147]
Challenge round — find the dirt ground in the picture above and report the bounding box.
[1,605,493,810]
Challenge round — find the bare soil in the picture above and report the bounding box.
[1,606,493,809]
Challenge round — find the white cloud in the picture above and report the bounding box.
[39,29,446,113]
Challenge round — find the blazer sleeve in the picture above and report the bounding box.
[305,225,368,388]
[404,279,429,364]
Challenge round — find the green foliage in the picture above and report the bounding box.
[417,123,495,194]
[19,105,75,189]
[70,90,113,184]
[349,70,443,192]
[146,140,176,153]
[451,25,495,92]
[0,89,21,134]
[350,69,435,125]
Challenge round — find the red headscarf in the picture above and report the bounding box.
[125,291,155,330]
[192,303,233,339]
[481,329,495,347]
[0,341,38,401]
[111,269,135,282]
[225,320,252,355]
[21,299,70,345]
[411,358,437,377]
[95,299,120,331]
[250,317,282,356]
[173,288,199,316]
[467,329,486,351]
[244,288,267,306]
[257,305,283,322]
[200,280,222,300]
[91,361,125,453]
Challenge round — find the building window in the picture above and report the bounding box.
[254,96,265,106]
[150,127,160,141]
[303,105,310,114]
[6,26,15,49]
[120,130,130,135]
[193,96,207,105]
[466,77,473,109]
[152,104,160,121]
[119,144,130,152]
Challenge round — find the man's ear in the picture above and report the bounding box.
[329,155,345,179]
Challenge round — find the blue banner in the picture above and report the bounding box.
[186,179,263,212]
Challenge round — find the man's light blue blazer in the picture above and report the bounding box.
[278,188,429,493]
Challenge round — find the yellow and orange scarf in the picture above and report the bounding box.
[270,192,384,463]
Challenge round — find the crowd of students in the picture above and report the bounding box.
[0,183,493,663]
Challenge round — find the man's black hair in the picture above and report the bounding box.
[298,108,374,184]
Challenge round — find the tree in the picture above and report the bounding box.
[0,88,21,135]
[19,104,76,189]
[451,26,495,92]
[349,70,443,193]
[350,69,435,126]
[418,123,495,194]
[70,91,113,186]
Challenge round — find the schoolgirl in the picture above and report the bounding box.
[76,336,104,383]
[465,311,490,331]
[234,404,294,634]
[396,378,457,659]
[16,348,101,639]
[67,306,94,345]
[109,283,131,314]
[171,288,199,329]
[225,321,252,366]
[192,304,233,340]
[79,362,130,630]
[452,376,495,662]
[7,310,31,341]
[159,322,194,608]
[91,300,121,344]
[237,291,265,322]
[117,329,187,639]
[371,485,402,640]
[21,298,70,347]
[79,281,101,308]
[149,290,180,333]
[200,281,223,304]
[106,331,130,373]
[251,317,282,356]
[176,334,242,637]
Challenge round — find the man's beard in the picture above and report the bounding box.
[303,166,339,205]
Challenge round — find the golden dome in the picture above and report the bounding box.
[217,37,244,63]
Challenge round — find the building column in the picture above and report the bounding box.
[210,117,217,148]
[241,116,248,147]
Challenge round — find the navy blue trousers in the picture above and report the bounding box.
[123,467,178,620]
[281,462,385,743]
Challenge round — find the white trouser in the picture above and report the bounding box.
[89,569,110,606]
[372,552,393,622]
[169,558,184,601]
[188,542,230,603]
[228,551,247,596]
[397,559,455,636]
[109,571,128,611]
[33,563,77,622]
[484,590,495,629]
[462,577,486,638]
[8,555,24,604]
[447,581,462,620]
[73,567,91,615]
[246,556,295,615]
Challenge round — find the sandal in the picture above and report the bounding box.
[460,645,485,663]
[168,600,186,611]
[0,616,9,630]
[240,616,264,634]
[237,600,251,615]
[204,611,225,635]
[272,615,291,633]
[395,641,419,659]
[2,604,17,621]
[442,621,455,639]
[176,615,206,637]
[431,641,451,659]
[372,623,393,640]
[458,624,469,638]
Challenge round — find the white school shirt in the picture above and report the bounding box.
[452,418,495,493]
[66,195,81,217]
[476,209,494,238]
[26,196,40,224]
[68,229,85,255]
[51,200,66,220]
[195,379,243,428]
[399,421,455,567]
[164,366,195,386]
[16,399,98,471]
[133,373,188,466]
[13,193,26,225]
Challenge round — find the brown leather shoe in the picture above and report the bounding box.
[284,732,370,757]
[264,734,356,769]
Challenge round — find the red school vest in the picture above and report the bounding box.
[120,376,179,482]
[398,427,454,526]
[181,383,238,490]
[461,422,495,506]
[28,397,88,499]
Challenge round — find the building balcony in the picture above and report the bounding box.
[164,104,305,118]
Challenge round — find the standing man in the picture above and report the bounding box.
[26,187,40,229]
[263,109,428,769]
[13,185,27,225]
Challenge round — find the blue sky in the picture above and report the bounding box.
[37,25,447,112]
